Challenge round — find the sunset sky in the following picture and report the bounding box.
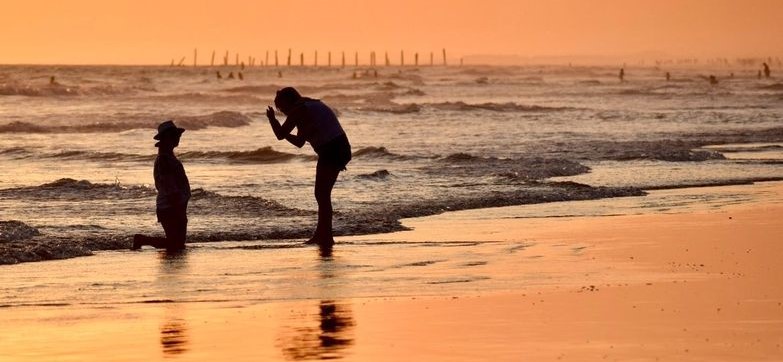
[1,0,781,65]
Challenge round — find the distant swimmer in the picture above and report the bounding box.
[709,75,719,85]
[227,72,235,79]
[238,72,244,81]
[763,62,771,78]
[619,68,625,82]
[277,71,283,78]
[665,72,671,81]
[216,71,222,79]
[132,121,190,252]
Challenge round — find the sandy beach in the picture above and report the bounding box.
[1,181,782,361]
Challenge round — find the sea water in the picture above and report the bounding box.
[1,64,782,263]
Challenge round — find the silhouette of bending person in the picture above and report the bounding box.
[132,120,191,251]
[763,62,771,78]
[266,87,351,246]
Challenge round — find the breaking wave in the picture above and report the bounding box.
[356,169,392,180]
[758,83,783,91]
[363,101,573,114]
[2,145,423,164]
[0,221,40,242]
[433,153,591,181]
[0,83,156,97]
[189,188,314,217]
[0,178,156,201]
[351,146,418,160]
[0,111,251,133]
[41,150,153,162]
[180,147,315,163]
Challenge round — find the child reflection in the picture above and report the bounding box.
[157,250,190,357]
[278,247,355,360]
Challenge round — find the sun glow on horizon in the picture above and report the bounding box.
[0,0,781,65]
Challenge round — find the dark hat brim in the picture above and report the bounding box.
[153,127,186,140]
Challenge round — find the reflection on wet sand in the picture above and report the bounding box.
[278,245,355,360]
[157,250,190,357]
[279,300,355,360]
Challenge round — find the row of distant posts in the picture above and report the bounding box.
[171,49,457,68]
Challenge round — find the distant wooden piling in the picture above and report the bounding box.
[328,51,331,67]
[275,50,279,67]
[224,51,229,66]
[177,56,186,66]
[193,49,198,67]
[430,52,434,66]
[314,50,318,67]
[341,51,345,68]
[300,52,304,66]
[170,59,175,67]
[265,51,269,67]
[385,52,390,66]
[442,49,447,66]
[400,50,404,66]
[287,49,292,67]
[415,53,419,66]
[211,50,215,67]
[355,51,359,67]
[235,53,239,66]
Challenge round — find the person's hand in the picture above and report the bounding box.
[266,106,276,122]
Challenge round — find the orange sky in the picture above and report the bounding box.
[0,0,781,65]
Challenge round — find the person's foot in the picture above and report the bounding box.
[304,237,319,245]
[304,234,335,246]
[131,234,143,250]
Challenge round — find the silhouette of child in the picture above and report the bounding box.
[132,120,190,251]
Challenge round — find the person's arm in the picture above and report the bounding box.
[266,106,297,141]
[284,133,306,148]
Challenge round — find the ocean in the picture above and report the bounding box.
[1,64,782,263]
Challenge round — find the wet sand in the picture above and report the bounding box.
[1,182,783,361]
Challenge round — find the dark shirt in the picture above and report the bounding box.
[154,152,191,209]
[286,98,345,149]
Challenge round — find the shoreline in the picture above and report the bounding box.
[2,177,782,265]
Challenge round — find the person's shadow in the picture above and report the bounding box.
[157,250,190,357]
[277,246,355,360]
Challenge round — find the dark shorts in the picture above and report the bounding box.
[315,134,351,171]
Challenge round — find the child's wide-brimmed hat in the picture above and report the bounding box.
[153,120,185,140]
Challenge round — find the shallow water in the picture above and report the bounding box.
[1,64,783,262]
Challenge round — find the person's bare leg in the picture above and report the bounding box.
[306,164,340,245]
[132,208,186,250]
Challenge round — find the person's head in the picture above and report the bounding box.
[274,87,302,115]
[154,120,185,148]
